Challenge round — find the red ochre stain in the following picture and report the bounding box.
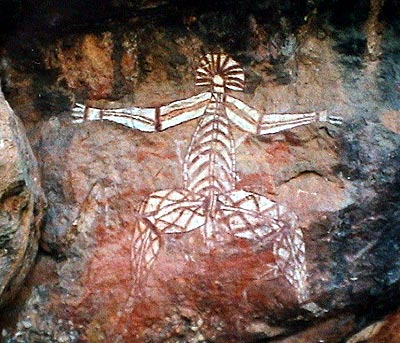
[236,172,276,195]
[264,141,291,165]
[64,190,296,342]
[90,78,112,99]
[135,148,176,163]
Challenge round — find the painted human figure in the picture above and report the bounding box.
[72,53,342,302]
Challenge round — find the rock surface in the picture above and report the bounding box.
[0,0,400,342]
[366,311,400,343]
[0,88,45,308]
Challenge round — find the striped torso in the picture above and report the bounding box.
[184,93,236,201]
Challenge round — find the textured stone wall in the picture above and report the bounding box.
[0,88,45,308]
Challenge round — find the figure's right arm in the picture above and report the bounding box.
[71,92,212,132]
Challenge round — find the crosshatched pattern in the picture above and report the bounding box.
[72,53,343,303]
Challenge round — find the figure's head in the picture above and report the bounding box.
[196,53,245,93]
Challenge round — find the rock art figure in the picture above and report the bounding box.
[72,53,342,302]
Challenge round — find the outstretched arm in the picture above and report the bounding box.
[225,95,342,135]
[71,92,212,132]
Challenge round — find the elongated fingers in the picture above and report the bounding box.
[328,115,343,125]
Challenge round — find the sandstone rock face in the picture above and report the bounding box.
[366,312,400,343]
[1,1,400,342]
[0,88,45,307]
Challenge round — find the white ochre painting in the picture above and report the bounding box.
[72,53,342,303]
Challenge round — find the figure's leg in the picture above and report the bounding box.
[130,218,161,293]
[130,189,206,291]
[273,224,308,303]
[217,190,308,302]
[216,189,282,239]
[123,218,160,316]
[141,189,206,233]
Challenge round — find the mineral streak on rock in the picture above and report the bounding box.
[364,0,385,61]
[365,311,400,343]
[0,87,46,307]
[47,33,115,100]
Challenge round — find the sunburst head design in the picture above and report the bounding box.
[195,53,245,93]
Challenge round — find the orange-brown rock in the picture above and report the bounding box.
[46,33,115,100]
[363,312,400,343]
[0,88,46,307]
[380,111,400,135]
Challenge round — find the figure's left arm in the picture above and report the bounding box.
[225,95,343,135]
